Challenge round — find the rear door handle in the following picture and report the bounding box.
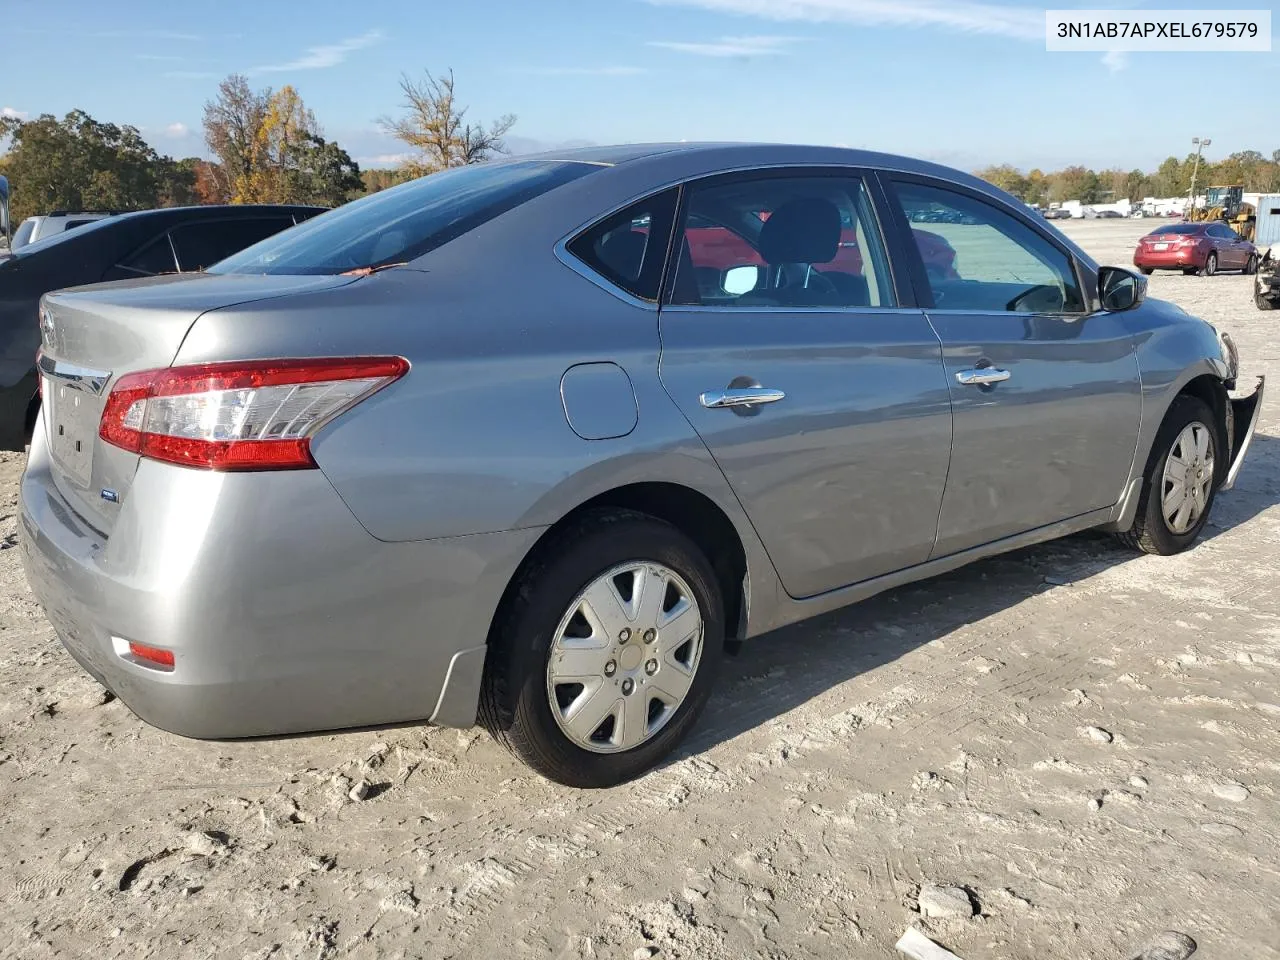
[699,387,786,409]
[956,368,1011,386]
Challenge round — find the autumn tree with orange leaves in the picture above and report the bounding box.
[202,75,361,207]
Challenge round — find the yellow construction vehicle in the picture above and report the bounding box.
[1187,185,1256,241]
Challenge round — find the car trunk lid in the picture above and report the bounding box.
[37,272,359,535]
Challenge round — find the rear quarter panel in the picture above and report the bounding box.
[173,223,783,629]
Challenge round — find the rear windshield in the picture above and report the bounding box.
[209,160,599,276]
[1148,224,1202,235]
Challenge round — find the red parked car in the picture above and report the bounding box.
[1133,222,1258,277]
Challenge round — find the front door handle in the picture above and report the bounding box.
[956,367,1011,386]
[699,387,787,409]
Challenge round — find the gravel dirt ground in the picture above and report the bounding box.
[1,218,1277,960]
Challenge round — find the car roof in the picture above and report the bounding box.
[519,141,985,181]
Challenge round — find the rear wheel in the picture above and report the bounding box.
[480,509,725,788]
[1200,253,1218,277]
[1182,267,1198,276]
[1244,254,1258,275]
[1116,395,1220,556]
[1139,267,1154,276]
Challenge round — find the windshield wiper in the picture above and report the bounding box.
[339,261,408,277]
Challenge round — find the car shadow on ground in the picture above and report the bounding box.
[678,432,1280,760]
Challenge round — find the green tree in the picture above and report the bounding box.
[974,164,1029,200]
[0,110,174,222]
[286,133,362,206]
[1049,166,1102,204]
[360,168,411,194]
[203,75,359,206]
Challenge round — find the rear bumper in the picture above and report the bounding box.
[1222,376,1265,492]
[19,422,542,737]
[1134,249,1201,270]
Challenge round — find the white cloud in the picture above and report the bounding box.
[1,107,27,120]
[645,0,1043,42]
[648,35,800,56]
[356,153,414,167]
[164,122,190,138]
[249,30,383,74]
[518,65,648,76]
[1101,49,1129,73]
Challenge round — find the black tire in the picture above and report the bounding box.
[1244,254,1258,275]
[1182,267,1198,276]
[1115,395,1221,556]
[1139,267,1154,276]
[1257,291,1277,311]
[480,509,725,788]
[1200,253,1218,277]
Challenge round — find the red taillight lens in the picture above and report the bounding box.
[99,356,409,471]
[128,641,175,669]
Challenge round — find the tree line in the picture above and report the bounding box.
[0,70,514,224]
[976,151,1280,207]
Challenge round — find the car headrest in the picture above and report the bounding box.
[759,198,841,265]
[598,229,648,281]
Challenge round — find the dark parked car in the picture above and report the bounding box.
[1133,222,1258,277]
[0,204,323,449]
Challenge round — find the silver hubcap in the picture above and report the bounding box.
[1162,422,1214,535]
[546,562,703,754]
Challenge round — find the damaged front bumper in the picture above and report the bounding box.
[1222,375,1265,491]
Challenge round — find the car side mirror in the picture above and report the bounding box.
[1098,265,1146,312]
[723,264,760,296]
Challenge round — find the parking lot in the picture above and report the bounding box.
[0,217,1276,960]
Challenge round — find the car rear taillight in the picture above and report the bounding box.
[99,356,409,471]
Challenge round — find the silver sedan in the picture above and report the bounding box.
[21,143,1264,787]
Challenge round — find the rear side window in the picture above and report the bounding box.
[566,189,678,301]
[668,174,894,309]
[210,161,599,276]
[171,218,296,271]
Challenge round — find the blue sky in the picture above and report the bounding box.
[5,0,1277,172]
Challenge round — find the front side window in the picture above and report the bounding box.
[669,174,893,309]
[210,161,599,276]
[891,181,1084,314]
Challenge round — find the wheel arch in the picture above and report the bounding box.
[486,481,754,657]
[1108,367,1231,533]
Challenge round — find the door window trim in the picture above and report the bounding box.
[109,230,179,279]
[658,166,916,314]
[882,172,1092,316]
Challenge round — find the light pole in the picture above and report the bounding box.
[1188,136,1211,215]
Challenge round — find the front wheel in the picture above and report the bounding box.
[1116,395,1221,556]
[480,509,725,788]
[1257,290,1277,311]
[1244,254,1258,275]
[1200,253,1218,277]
